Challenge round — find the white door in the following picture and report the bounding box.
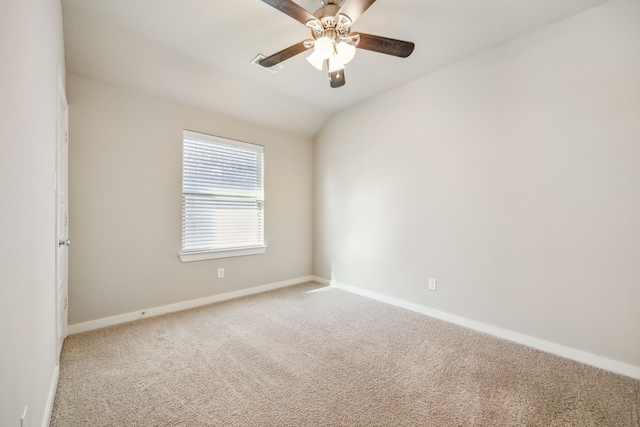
[56,76,69,360]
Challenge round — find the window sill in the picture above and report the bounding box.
[179,245,267,263]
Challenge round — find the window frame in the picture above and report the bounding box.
[179,130,267,262]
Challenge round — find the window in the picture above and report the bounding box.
[180,130,266,262]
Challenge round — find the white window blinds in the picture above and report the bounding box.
[181,130,265,258]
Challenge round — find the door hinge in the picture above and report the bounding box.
[64,297,68,310]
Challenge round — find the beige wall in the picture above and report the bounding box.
[0,0,66,425]
[314,0,640,367]
[67,76,314,324]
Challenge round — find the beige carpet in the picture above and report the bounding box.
[51,282,639,426]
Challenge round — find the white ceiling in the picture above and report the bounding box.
[62,0,610,138]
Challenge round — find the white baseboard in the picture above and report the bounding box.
[332,280,640,380]
[312,276,331,286]
[42,364,59,427]
[68,276,324,335]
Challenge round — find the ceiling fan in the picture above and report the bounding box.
[258,0,415,88]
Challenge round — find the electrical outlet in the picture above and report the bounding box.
[428,278,437,291]
[217,268,224,279]
[21,406,28,427]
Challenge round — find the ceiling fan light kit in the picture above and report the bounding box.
[313,36,335,59]
[336,40,357,64]
[258,0,415,88]
[306,51,325,70]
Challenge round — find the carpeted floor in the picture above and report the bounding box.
[51,282,639,426]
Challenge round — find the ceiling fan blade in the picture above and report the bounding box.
[356,33,415,58]
[329,69,346,88]
[261,0,318,26]
[259,41,309,68]
[337,0,377,24]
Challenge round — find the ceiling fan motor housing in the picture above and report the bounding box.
[309,3,353,43]
[315,3,340,19]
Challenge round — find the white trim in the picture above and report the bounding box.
[331,280,640,380]
[68,276,318,335]
[42,365,59,427]
[179,245,267,262]
[311,276,331,286]
[183,129,263,152]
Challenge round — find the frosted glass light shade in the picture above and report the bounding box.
[328,54,345,73]
[314,36,334,60]
[306,51,324,70]
[336,41,356,64]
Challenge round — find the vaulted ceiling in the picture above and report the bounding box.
[62,0,609,137]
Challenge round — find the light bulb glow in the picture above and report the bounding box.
[306,51,324,70]
[336,41,356,64]
[328,54,345,73]
[314,36,334,60]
